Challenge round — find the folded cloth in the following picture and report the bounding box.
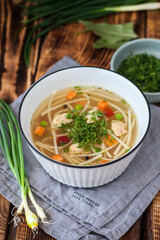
[0,56,160,240]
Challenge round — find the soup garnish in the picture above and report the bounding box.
[31,86,138,166]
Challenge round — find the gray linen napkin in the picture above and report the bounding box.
[0,56,160,240]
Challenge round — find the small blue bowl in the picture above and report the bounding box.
[110,38,160,103]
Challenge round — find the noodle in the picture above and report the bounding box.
[81,94,90,112]
[79,154,103,165]
[41,98,86,116]
[90,91,120,102]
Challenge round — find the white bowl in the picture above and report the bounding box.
[110,39,160,103]
[19,67,150,188]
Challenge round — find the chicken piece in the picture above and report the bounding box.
[111,120,127,136]
[52,113,72,127]
[69,143,83,154]
[86,107,99,124]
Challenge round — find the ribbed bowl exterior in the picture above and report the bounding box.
[145,93,160,103]
[30,147,139,188]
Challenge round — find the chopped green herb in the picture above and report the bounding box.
[59,110,109,152]
[117,53,160,92]
[66,112,72,119]
[40,120,48,127]
[115,113,123,120]
[95,110,103,117]
[98,87,102,89]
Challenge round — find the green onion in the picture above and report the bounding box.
[17,1,160,66]
[40,120,48,127]
[126,148,131,152]
[77,92,84,95]
[0,99,48,230]
[121,99,126,104]
[115,113,123,120]
[75,104,83,111]
[74,86,81,90]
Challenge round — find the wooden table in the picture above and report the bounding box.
[0,1,160,239]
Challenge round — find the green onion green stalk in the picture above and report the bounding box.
[18,0,160,66]
[0,99,47,231]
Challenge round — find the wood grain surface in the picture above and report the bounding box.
[0,0,160,239]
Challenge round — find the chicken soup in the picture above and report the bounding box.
[31,86,138,165]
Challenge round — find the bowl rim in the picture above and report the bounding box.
[18,66,151,169]
[110,38,160,72]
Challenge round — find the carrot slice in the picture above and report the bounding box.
[51,154,64,162]
[97,100,108,112]
[34,126,45,136]
[66,90,77,100]
[100,160,109,164]
[104,134,117,147]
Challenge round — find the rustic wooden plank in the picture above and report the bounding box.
[0,194,12,240]
[141,192,160,240]
[141,203,153,240]
[35,11,146,80]
[120,219,141,240]
[146,11,160,39]
[152,192,160,240]
[0,0,41,104]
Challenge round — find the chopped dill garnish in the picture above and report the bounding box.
[59,110,109,151]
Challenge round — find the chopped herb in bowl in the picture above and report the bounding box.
[117,53,160,93]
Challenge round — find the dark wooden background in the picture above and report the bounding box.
[0,0,160,239]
